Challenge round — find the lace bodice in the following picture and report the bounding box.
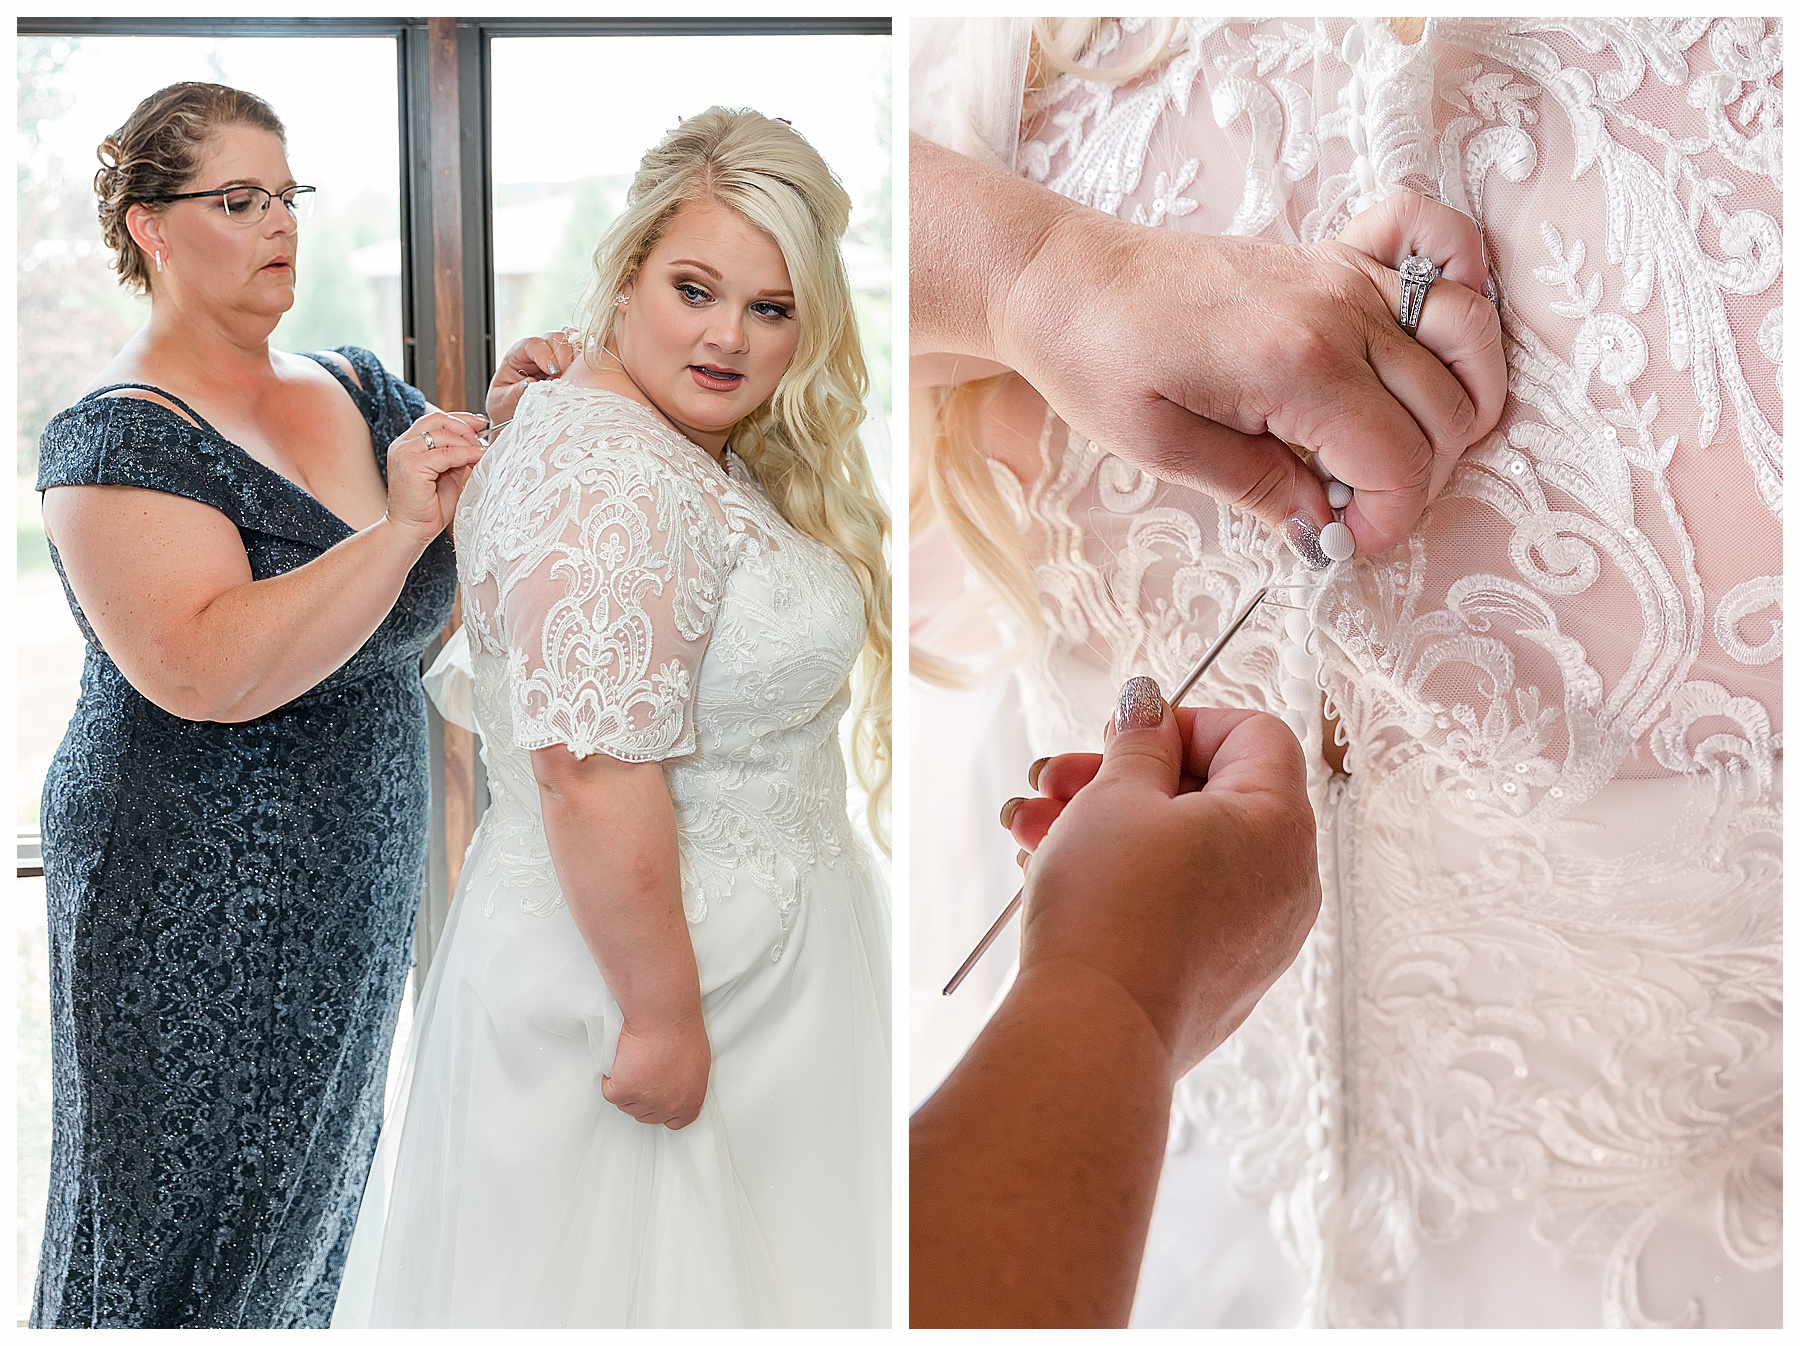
[913,18,1780,1326]
[454,382,867,954]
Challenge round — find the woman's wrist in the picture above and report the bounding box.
[988,194,1099,371]
[369,511,436,564]
[1008,956,1178,1092]
[913,135,1086,362]
[622,995,705,1035]
[913,952,1176,1327]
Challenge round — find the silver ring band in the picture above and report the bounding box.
[1397,253,1443,338]
[422,430,435,451]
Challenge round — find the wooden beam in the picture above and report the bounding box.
[427,16,467,415]
[425,15,476,900]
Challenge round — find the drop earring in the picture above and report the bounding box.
[155,251,164,273]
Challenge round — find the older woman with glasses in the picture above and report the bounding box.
[30,81,568,1328]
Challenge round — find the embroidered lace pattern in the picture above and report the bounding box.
[31,348,451,1327]
[454,383,867,950]
[941,17,1780,1327]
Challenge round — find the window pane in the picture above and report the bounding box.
[487,33,893,486]
[15,33,403,1319]
[18,32,404,815]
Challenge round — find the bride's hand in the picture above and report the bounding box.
[602,1010,712,1130]
[1002,681,1319,1078]
[485,329,581,426]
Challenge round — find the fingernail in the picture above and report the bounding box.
[1114,675,1164,732]
[546,361,560,376]
[1027,756,1049,790]
[999,796,1025,829]
[1282,515,1331,571]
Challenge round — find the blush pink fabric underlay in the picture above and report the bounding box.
[911,18,1780,1327]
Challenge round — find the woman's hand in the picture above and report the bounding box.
[912,135,1505,556]
[382,410,488,549]
[912,676,1321,1328]
[1003,682,1320,1078]
[602,1010,712,1130]
[486,330,581,426]
[996,196,1502,556]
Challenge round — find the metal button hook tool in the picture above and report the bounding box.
[941,584,1276,996]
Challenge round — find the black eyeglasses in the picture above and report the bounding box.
[150,184,317,224]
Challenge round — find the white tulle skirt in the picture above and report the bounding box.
[335,806,891,1327]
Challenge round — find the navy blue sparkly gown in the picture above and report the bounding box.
[31,347,455,1328]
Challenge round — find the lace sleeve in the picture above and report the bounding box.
[492,437,730,763]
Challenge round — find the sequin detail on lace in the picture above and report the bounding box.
[984,17,1780,1327]
[32,347,453,1327]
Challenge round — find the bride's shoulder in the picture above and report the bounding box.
[498,382,714,487]
[467,383,753,559]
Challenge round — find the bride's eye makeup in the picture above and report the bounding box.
[673,276,792,322]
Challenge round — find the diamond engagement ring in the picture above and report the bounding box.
[1397,253,1443,338]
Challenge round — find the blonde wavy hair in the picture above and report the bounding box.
[575,107,892,847]
[915,21,1181,687]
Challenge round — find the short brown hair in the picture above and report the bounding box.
[94,82,286,295]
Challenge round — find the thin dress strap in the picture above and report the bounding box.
[80,382,223,438]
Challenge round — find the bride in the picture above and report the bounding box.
[911,17,1779,1329]
[347,107,891,1326]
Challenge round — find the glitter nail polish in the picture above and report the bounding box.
[1115,675,1165,731]
[1282,515,1331,571]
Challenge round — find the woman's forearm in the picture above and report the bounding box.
[45,486,433,723]
[178,518,430,721]
[532,751,702,1029]
[910,960,1175,1327]
[47,403,484,723]
[910,133,1086,361]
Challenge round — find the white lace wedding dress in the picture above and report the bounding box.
[342,381,890,1326]
[912,17,1779,1328]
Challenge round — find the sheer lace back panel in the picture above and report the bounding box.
[915,18,1780,1326]
[455,382,867,943]
[1002,17,1779,790]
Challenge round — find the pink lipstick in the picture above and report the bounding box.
[689,364,744,391]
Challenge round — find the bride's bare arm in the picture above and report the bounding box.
[531,746,709,1130]
[910,132,1505,553]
